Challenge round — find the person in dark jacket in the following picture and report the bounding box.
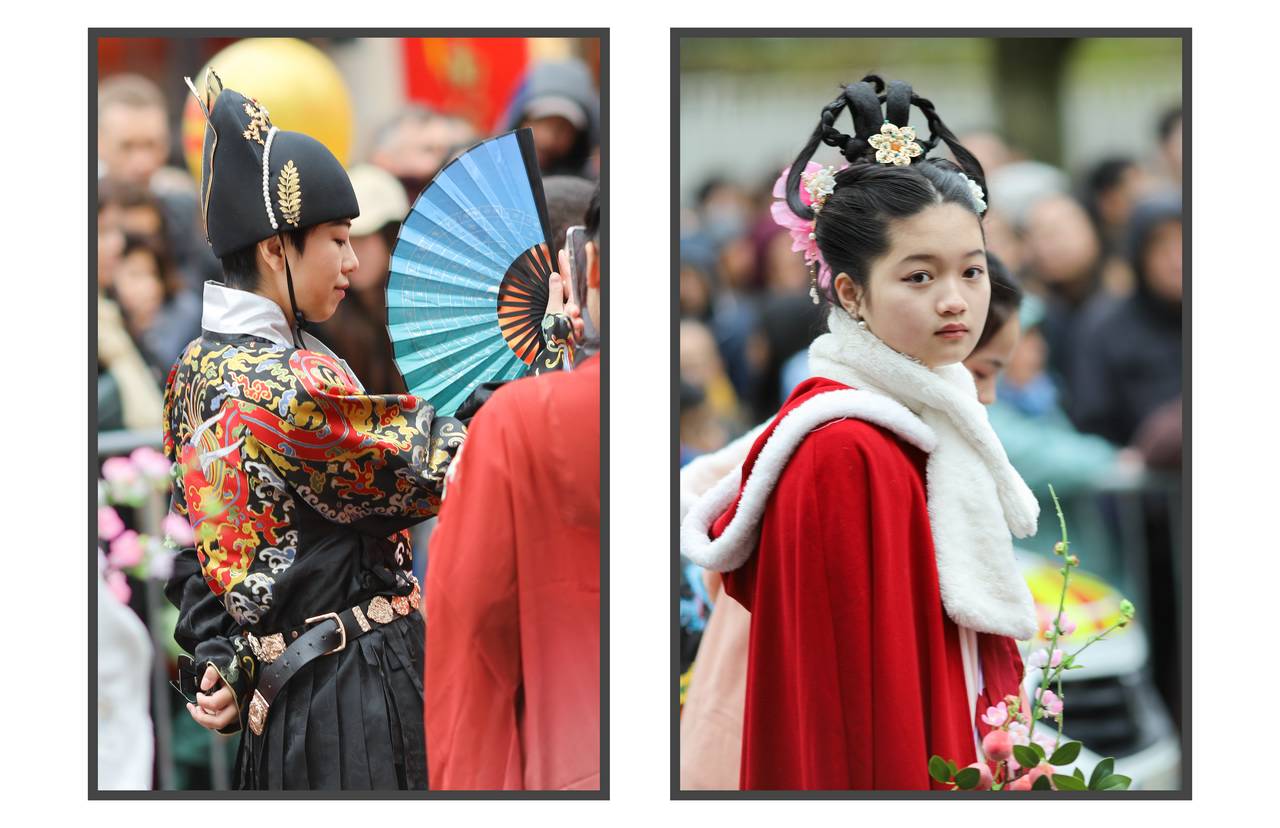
[1069,194,1182,448]
[502,58,600,179]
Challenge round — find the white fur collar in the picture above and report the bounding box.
[681,309,1038,640]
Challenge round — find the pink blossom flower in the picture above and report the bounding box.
[130,446,173,482]
[1050,649,1064,668]
[98,506,125,541]
[1007,721,1030,747]
[1033,731,1059,756]
[982,729,1014,762]
[101,456,139,485]
[162,513,196,546]
[964,761,994,791]
[106,569,131,604]
[1027,648,1049,669]
[1055,612,1077,636]
[1036,688,1064,717]
[108,530,145,569]
[981,701,1009,728]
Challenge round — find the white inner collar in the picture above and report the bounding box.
[199,281,364,390]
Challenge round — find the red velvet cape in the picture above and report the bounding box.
[424,357,600,790]
[717,377,1024,790]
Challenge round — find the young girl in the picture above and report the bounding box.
[681,76,1041,790]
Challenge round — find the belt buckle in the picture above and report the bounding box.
[304,612,347,655]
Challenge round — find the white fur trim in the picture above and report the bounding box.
[680,309,1039,640]
[681,388,934,573]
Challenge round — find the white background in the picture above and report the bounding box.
[2,0,1272,822]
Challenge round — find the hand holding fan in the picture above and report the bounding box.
[386,128,557,415]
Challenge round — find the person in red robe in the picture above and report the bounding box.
[681,78,1041,790]
[423,191,602,790]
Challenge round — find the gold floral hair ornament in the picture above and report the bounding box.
[868,121,923,167]
[277,160,302,227]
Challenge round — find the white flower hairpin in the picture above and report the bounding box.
[965,176,988,214]
[804,165,838,212]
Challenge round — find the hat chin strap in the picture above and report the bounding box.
[279,233,307,349]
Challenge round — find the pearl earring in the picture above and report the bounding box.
[856,317,867,329]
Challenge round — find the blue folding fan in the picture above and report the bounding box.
[386,128,554,415]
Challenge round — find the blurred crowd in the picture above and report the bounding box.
[97,53,601,430]
[679,104,1184,724]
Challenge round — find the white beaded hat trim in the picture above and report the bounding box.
[262,126,280,231]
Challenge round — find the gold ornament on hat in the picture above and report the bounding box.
[868,121,923,167]
[241,98,272,145]
[277,160,302,227]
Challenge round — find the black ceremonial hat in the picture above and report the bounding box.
[187,70,360,258]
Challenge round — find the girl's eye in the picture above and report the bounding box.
[905,271,932,284]
[964,266,986,279]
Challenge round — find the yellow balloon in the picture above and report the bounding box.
[182,38,354,180]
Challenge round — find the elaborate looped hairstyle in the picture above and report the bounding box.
[785,75,989,305]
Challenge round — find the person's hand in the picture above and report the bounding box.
[545,249,585,344]
[186,663,238,732]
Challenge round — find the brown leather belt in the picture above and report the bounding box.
[243,583,421,736]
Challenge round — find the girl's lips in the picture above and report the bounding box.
[937,329,967,339]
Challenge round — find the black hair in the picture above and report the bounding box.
[974,250,1022,351]
[544,175,596,255]
[219,227,311,292]
[584,186,601,242]
[784,76,988,305]
[120,232,182,303]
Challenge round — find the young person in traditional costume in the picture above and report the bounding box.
[162,71,576,790]
[423,189,602,790]
[680,76,1041,790]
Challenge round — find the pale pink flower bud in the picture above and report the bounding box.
[162,513,196,546]
[101,456,139,485]
[965,761,994,791]
[1007,773,1034,791]
[98,506,125,541]
[982,729,1014,762]
[1027,648,1050,669]
[106,569,132,604]
[1050,649,1064,668]
[108,530,145,569]
[130,446,173,481]
[1036,688,1064,717]
[1055,612,1077,636]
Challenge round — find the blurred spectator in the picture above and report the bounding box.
[313,164,410,394]
[1070,194,1183,449]
[680,318,743,432]
[680,381,728,464]
[97,74,170,186]
[958,130,1018,177]
[115,233,202,379]
[1081,156,1154,296]
[1020,192,1112,408]
[503,59,600,179]
[986,159,1069,232]
[1156,105,1182,188]
[371,105,479,200]
[963,251,1024,405]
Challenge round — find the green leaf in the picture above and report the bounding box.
[1013,745,1040,769]
[1052,773,1087,791]
[1031,774,1053,790]
[1098,774,1133,791]
[1089,758,1115,790]
[954,767,981,790]
[928,755,952,784]
[1049,741,1083,766]
[945,758,958,778]
[1031,741,1047,761]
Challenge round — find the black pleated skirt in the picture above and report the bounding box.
[234,610,428,790]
